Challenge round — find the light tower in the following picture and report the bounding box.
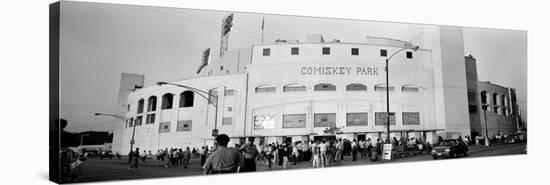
[219,13,234,57]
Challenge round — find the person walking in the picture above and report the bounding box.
[239,137,259,172]
[203,134,243,175]
[326,140,334,167]
[265,144,274,169]
[351,139,358,161]
[200,146,207,167]
[296,141,303,163]
[312,140,321,168]
[303,141,310,161]
[278,144,290,169]
[127,150,134,163]
[292,143,300,165]
[182,147,192,168]
[334,139,343,165]
[128,147,140,170]
[366,138,372,157]
[177,148,184,166]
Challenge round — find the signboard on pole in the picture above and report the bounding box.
[212,129,219,137]
[382,144,392,160]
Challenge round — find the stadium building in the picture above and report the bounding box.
[111,25,519,154]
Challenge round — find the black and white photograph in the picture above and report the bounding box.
[45,1,532,184]
[9,1,550,185]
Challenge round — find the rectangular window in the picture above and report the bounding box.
[375,85,394,91]
[228,107,232,112]
[159,122,170,133]
[222,117,232,125]
[314,113,336,127]
[314,84,336,91]
[255,87,276,93]
[291,47,299,55]
[254,115,276,130]
[283,85,306,92]
[351,48,359,55]
[146,114,155,124]
[135,116,143,126]
[467,91,476,102]
[224,89,235,96]
[346,112,368,126]
[375,112,395,125]
[176,120,192,132]
[380,49,387,57]
[469,105,478,113]
[402,86,419,92]
[402,112,420,125]
[263,48,270,56]
[322,47,330,55]
[128,118,134,127]
[283,114,306,128]
[220,66,224,71]
[406,51,413,59]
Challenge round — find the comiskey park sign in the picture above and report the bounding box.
[300,66,381,76]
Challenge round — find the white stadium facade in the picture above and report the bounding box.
[111,25,520,154]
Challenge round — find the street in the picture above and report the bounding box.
[78,143,526,183]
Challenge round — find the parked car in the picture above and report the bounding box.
[60,148,86,183]
[431,139,469,159]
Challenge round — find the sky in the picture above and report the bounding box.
[59,1,527,132]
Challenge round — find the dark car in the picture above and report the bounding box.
[431,139,469,159]
[60,148,86,183]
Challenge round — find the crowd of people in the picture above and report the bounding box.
[125,131,523,172]
[200,135,404,174]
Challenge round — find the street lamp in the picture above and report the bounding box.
[94,113,134,151]
[156,81,219,137]
[384,45,419,143]
[481,105,490,146]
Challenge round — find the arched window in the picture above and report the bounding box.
[137,99,144,114]
[255,85,276,93]
[401,84,419,92]
[492,93,499,113]
[161,93,173,110]
[283,83,306,92]
[147,96,157,112]
[179,91,194,107]
[480,91,488,104]
[314,83,336,91]
[500,95,507,115]
[505,97,511,116]
[346,83,367,91]
[374,84,394,91]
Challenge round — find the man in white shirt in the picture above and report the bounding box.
[319,140,327,167]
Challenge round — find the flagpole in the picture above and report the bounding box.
[261,17,265,44]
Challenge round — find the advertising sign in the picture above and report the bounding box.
[346,112,368,126]
[253,115,276,130]
[375,112,396,125]
[283,114,306,128]
[403,112,420,125]
[314,113,336,127]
